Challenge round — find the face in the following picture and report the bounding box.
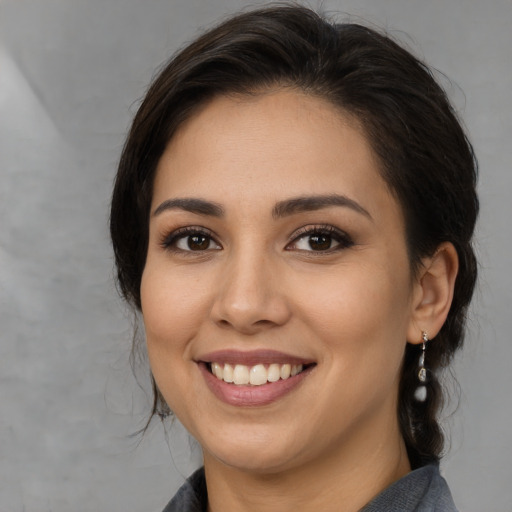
[141,90,418,474]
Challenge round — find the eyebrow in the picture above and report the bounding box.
[152,194,371,221]
[153,198,224,217]
[272,194,372,220]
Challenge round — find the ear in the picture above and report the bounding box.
[407,242,459,344]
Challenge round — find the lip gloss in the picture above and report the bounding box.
[198,362,314,407]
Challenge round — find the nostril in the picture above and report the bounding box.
[254,319,275,326]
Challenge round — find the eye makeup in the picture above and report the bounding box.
[286,224,354,253]
[159,226,221,253]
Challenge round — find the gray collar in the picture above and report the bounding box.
[163,464,457,512]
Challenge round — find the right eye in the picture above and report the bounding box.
[162,228,222,252]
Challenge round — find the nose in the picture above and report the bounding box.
[210,250,291,334]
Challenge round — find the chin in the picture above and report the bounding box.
[201,429,303,474]
[211,449,296,474]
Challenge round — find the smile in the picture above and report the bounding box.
[197,350,316,406]
[209,362,305,386]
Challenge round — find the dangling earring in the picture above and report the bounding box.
[414,331,428,402]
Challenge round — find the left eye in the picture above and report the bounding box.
[296,233,336,251]
[288,228,353,252]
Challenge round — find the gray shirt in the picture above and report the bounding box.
[162,464,458,511]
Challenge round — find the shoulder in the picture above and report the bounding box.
[161,468,207,512]
[362,464,458,512]
[162,464,458,512]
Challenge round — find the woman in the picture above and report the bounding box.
[110,5,478,511]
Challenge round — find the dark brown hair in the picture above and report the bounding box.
[110,4,478,467]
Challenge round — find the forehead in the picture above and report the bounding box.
[152,89,396,220]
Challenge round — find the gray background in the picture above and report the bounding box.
[1,0,511,510]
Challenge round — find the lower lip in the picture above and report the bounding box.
[198,363,313,407]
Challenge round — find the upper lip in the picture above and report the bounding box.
[196,349,315,367]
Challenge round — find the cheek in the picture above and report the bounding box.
[298,265,412,419]
[140,264,205,412]
[140,262,212,345]
[294,260,412,364]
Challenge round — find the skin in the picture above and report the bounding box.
[141,90,458,512]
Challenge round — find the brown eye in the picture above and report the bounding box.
[288,226,354,253]
[175,233,220,251]
[187,234,211,251]
[308,234,332,251]
[162,228,222,253]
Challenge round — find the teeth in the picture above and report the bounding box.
[212,362,223,379]
[267,363,281,382]
[210,362,304,385]
[223,363,234,383]
[250,364,268,385]
[233,364,249,385]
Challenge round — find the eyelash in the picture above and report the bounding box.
[160,224,354,254]
[287,225,354,253]
[160,226,221,254]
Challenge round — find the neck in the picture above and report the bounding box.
[203,411,411,512]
